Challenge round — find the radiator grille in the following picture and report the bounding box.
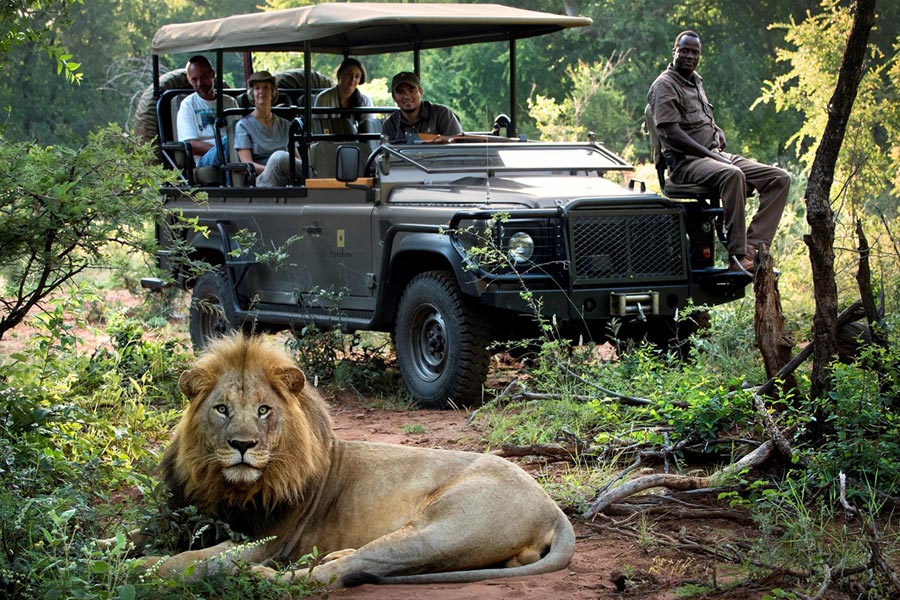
[570,210,686,284]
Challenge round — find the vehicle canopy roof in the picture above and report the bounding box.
[151,2,592,55]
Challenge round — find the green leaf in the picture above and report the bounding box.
[116,585,137,600]
[91,560,110,574]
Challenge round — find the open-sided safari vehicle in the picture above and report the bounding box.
[143,2,749,408]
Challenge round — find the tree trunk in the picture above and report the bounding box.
[753,244,797,398]
[804,0,876,400]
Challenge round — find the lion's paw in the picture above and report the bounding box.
[320,548,356,563]
[250,564,280,580]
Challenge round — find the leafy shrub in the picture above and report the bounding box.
[0,125,178,339]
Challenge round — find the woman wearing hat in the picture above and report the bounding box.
[313,57,374,134]
[234,71,301,186]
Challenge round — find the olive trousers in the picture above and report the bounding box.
[670,152,791,258]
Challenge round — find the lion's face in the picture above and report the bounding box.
[193,368,287,488]
[163,335,333,514]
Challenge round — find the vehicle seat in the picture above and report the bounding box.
[223,116,256,187]
[644,104,719,199]
[314,116,358,136]
[309,141,371,179]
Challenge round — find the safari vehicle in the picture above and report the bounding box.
[144,3,748,408]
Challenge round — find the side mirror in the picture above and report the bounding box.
[335,145,360,182]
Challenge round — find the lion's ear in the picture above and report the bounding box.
[272,366,306,395]
[179,368,215,400]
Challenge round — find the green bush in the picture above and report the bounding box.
[0,125,178,339]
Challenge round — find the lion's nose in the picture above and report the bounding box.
[229,439,258,455]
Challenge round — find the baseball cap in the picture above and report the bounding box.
[391,71,421,92]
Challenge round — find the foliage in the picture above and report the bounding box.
[0,0,83,83]
[786,322,900,499]
[747,471,899,597]
[284,289,401,397]
[528,58,630,146]
[0,293,329,599]
[477,300,765,454]
[755,0,900,305]
[0,295,191,598]
[0,125,176,339]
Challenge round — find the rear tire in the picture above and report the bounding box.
[189,268,238,351]
[394,271,490,409]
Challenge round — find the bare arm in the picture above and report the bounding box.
[187,139,215,155]
[237,148,266,174]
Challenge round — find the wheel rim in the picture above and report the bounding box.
[410,303,447,382]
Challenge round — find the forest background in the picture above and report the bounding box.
[4,0,900,297]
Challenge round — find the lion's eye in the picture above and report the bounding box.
[258,405,271,417]
[214,404,228,416]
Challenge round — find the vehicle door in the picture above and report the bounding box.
[297,185,377,315]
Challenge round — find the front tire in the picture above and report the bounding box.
[189,268,238,351]
[394,271,490,409]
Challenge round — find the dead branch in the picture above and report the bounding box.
[603,503,753,524]
[880,210,900,264]
[752,392,795,461]
[839,473,900,594]
[585,440,777,519]
[753,244,798,394]
[493,442,582,462]
[551,359,663,406]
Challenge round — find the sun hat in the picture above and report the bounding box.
[247,71,279,103]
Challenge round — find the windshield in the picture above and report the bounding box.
[384,143,631,174]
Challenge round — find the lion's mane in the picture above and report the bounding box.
[159,334,334,521]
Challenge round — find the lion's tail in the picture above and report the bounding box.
[342,511,576,587]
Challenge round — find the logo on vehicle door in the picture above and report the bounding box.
[337,229,345,248]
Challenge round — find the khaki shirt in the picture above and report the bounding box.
[647,65,719,152]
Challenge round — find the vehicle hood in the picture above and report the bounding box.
[386,175,654,209]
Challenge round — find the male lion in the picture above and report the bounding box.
[137,334,575,589]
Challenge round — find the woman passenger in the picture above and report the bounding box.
[234,71,301,187]
[313,58,374,134]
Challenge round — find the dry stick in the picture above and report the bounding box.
[584,440,776,519]
[809,564,833,600]
[839,473,900,594]
[879,210,900,263]
[551,358,660,406]
[752,392,796,462]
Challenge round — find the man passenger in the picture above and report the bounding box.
[176,55,239,167]
[381,72,463,142]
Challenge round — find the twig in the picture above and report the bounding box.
[809,563,832,600]
[839,472,900,594]
[552,358,661,406]
[752,392,795,461]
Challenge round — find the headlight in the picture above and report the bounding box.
[507,231,535,264]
